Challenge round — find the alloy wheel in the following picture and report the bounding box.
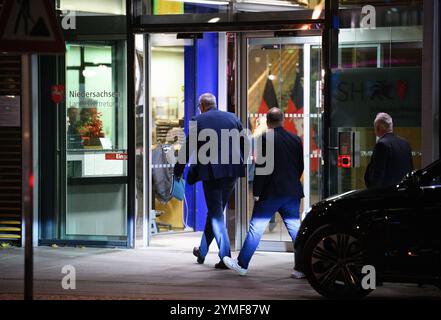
[310,233,366,292]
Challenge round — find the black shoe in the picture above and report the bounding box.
[193,247,205,264]
[215,260,229,269]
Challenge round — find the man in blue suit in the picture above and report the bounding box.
[223,108,304,277]
[174,93,246,269]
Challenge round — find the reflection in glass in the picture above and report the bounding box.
[149,0,325,16]
[330,2,423,196]
[247,37,322,242]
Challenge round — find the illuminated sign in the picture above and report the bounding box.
[105,153,128,160]
[338,155,352,169]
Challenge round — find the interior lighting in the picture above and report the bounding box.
[169,0,230,5]
[208,17,221,23]
[239,0,300,7]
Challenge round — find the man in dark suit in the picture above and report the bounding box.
[174,93,246,269]
[222,108,304,277]
[364,112,413,188]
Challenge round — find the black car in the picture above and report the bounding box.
[295,160,441,299]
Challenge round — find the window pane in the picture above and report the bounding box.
[66,45,81,67]
[58,0,126,15]
[340,47,378,68]
[152,0,229,15]
[145,0,325,18]
[329,1,423,196]
[84,46,112,65]
[237,0,324,15]
[63,41,128,241]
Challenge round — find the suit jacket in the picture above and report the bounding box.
[364,132,413,188]
[253,127,304,200]
[173,108,246,184]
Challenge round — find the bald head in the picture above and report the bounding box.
[199,93,217,113]
[266,108,284,128]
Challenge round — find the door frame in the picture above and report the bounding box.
[140,28,327,252]
[238,31,323,252]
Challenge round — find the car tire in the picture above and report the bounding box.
[302,225,373,299]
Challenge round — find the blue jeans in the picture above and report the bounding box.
[199,177,236,260]
[238,196,301,269]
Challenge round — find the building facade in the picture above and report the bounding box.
[0,0,439,251]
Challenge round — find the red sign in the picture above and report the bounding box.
[51,85,65,104]
[338,155,352,169]
[105,153,128,161]
[0,0,65,54]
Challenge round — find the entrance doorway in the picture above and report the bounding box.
[140,30,323,252]
[144,32,231,250]
[242,33,322,251]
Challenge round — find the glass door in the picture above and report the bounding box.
[62,41,128,244]
[243,33,323,251]
[148,34,193,238]
[146,32,226,246]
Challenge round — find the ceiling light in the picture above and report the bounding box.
[208,17,221,23]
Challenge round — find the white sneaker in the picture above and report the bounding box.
[222,256,248,276]
[291,270,306,279]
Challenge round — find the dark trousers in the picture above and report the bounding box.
[199,177,236,260]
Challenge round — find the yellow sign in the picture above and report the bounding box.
[154,0,184,15]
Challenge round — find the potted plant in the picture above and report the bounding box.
[77,108,104,149]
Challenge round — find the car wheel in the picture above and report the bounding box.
[303,225,373,299]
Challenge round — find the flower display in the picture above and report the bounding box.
[77,108,104,146]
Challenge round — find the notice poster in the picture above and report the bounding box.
[0,96,20,127]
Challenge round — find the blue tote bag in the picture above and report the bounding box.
[170,175,185,201]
